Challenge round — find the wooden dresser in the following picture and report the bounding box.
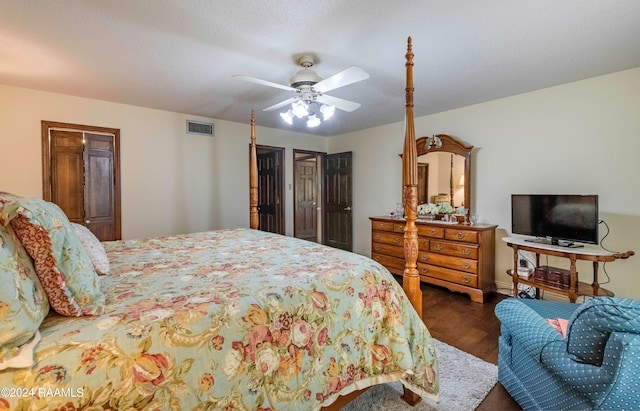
[370,216,497,303]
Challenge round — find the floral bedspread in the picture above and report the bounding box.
[1,228,439,410]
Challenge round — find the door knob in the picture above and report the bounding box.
[344,207,352,211]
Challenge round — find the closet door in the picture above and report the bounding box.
[49,130,85,225]
[84,134,117,241]
[42,121,121,241]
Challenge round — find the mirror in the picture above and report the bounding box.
[402,134,473,214]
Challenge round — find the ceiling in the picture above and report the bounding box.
[1,1,639,137]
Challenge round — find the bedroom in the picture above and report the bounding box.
[1,1,640,409]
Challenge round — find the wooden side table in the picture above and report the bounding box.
[503,237,634,303]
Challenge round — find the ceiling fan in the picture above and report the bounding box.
[234,55,369,126]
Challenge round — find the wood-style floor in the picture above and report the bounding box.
[413,281,522,411]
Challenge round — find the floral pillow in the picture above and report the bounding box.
[0,221,49,370]
[71,223,110,275]
[0,193,105,317]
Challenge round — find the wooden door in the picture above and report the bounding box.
[257,146,284,235]
[49,130,85,225]
[42,121,121,241]
[324,152,352,251]
[294,151,321,242]
[418,163,429,205]
[84,134,117,241]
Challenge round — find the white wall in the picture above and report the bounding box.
[0,85,327,239]
[213,120,327,235]
[329,67,640,299]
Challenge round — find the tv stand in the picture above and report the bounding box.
[525,237,584,248]
[503,237,634,303]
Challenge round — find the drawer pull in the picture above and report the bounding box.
[456,232,465,240]
[433,244,442,251]
[420,255,428,261]
[374,246,381,251]
[394,238,400,244]
[374,256,381,261]
[462,277,471,284]
[463,263,471,269]
[462,248,471,255]
[374,235,381,240]
[420,267,429,275]
[430,230,438,235]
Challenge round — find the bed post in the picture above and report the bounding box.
[249,110,259,230]
[402,37,422,318]
[400,35,423,408]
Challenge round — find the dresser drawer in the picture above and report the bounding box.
[372,253,406,271]
[417,225,444,238]
[418,263,478,288]
[430,240,478,259]
[372,231,403,246]
[372,220,396,232]
[371,242,404,258]
[418,238,430,250]
[444,228,478,243]
[419,252,477,273]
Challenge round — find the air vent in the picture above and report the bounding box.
[186,120,214,137]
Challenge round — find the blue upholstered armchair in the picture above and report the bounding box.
[495,297,640,410]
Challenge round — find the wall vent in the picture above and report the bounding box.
[186,120,214,137]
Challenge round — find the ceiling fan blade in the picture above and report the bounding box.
[316,94,361,112]
[313,66,369,93]
[233,75,296,92]
[263,97,299,112]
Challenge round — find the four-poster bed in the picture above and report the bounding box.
[0,38,438,410]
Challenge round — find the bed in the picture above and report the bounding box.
[0,37,436,410]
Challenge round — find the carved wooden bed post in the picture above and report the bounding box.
[249,110,259,230]
[402,37,422,317]
[400,37,423,407]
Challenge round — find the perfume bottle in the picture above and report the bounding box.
[395,202,404,219]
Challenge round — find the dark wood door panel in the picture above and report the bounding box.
[324,152,352,251]
[50,130,84,224]
[85,134,116,241]
[258,151,277,233]
[256,146,284,235]
[418,163,429,205]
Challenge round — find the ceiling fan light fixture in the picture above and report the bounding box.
[280,109,294,125]
[306,114,321,128]
[292,100,309,118]
[235,57,369,129]
[320,104,335,120]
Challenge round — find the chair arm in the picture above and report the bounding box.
[540,331,640,408]
[495,298,565,359]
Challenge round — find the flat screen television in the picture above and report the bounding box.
[511,194,599,247]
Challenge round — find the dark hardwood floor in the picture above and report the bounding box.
[410,280,522,411]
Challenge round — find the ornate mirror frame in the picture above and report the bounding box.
[413,134,473,214]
